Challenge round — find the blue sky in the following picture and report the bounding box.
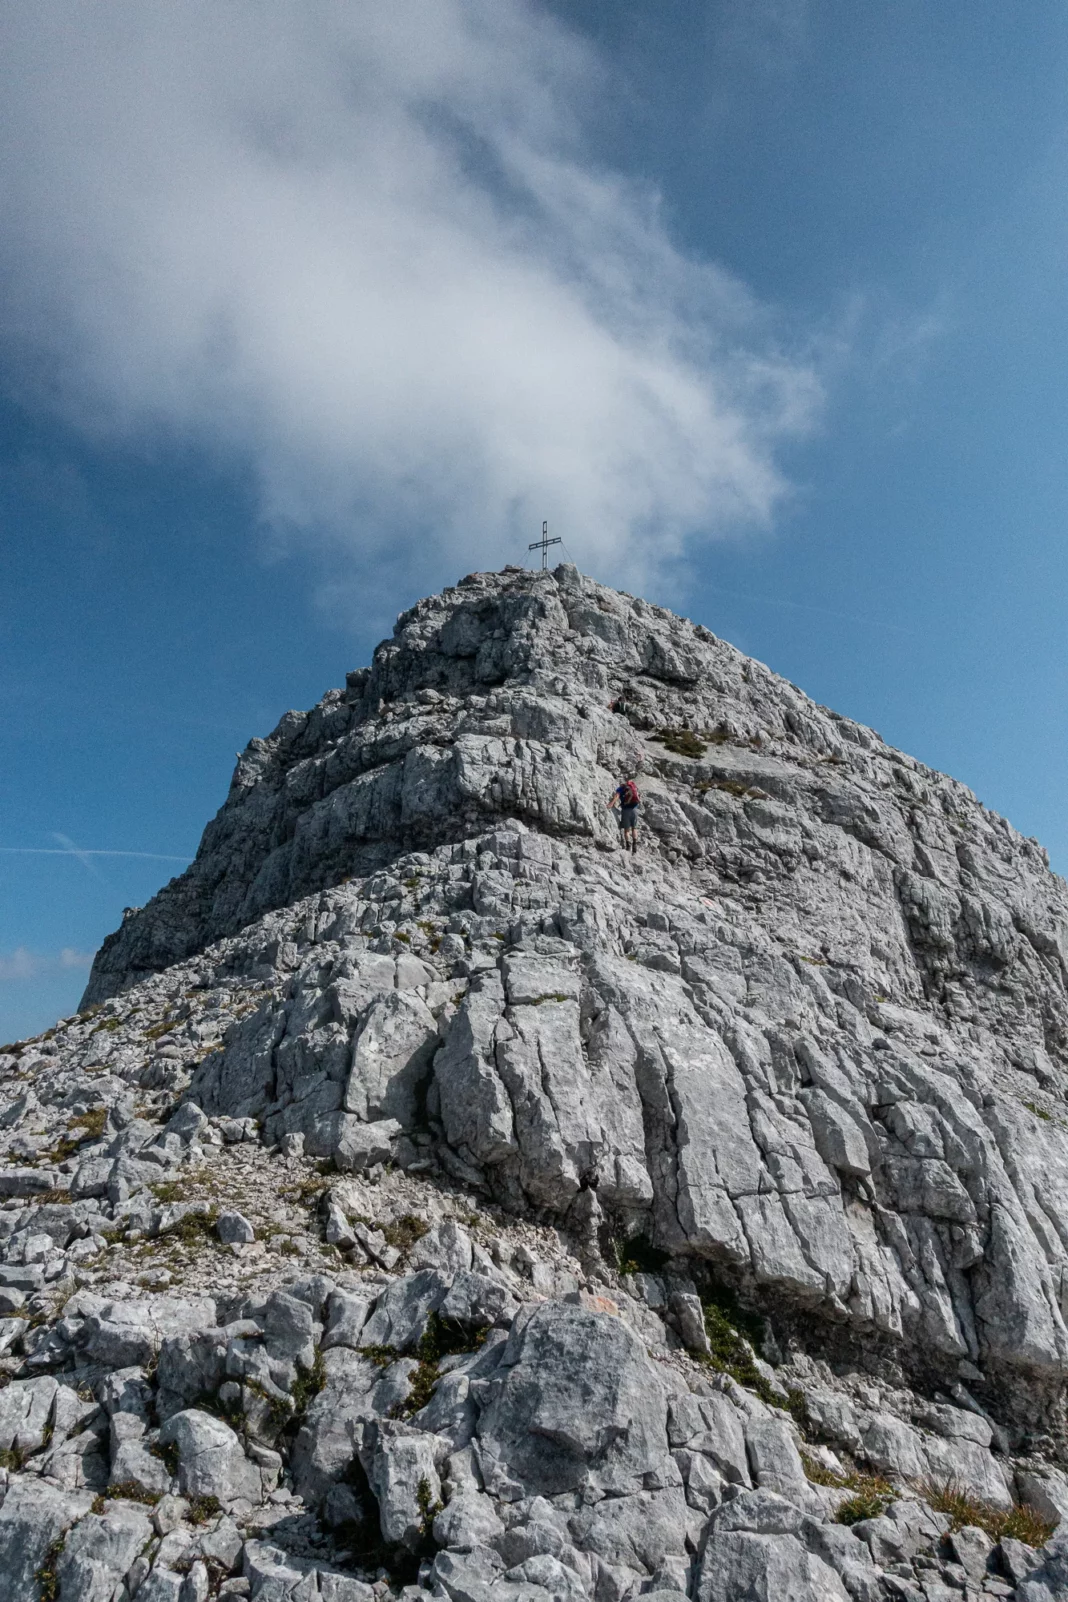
[3,0,1068,1040]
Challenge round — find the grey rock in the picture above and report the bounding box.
[434,1489,505,1552]
[322,1289,372,1350]
[1016,1467,1068,1525]
[412,1370,477,1454]
[368,1420,443,1548]
[74,566,1068,1401]
[439,1269,518,1329]
[675,1449,723,1513]
[947,1524,993,1584]
[706,1488,806,1536]
[431,1545,507,1602]
[217,1210,256,1245]
[83,1294,217,1368]
[696,1526,848,1602]
[1016,1524,1068,1602]
[157,1408,262,1502]
[110,1432,173,1496]
[361,1269,450,1350]
[800,1518,880,1602]
[35,564,1068,1599]
[0,1168,57,1197]
[263,1288,321,1368]
[54,1500,155,1601]
[289,1348,379,1505]
[922,1432,1012,1509]
[0,1478,95,1599]
[346,989,440,1126]
[410,1219,474,1274]
[567,1488,688,1581]
[852,1501,948,1567]
[0,1375,59,1455]
[334,1116,402,1173]
[157,1328,229,1414]
[134,1569,187,1602]
[323,1198,356,1250]
[744,1414,810,1499]
[318,1576,376,1602]
[668,1392,750,1485]
[198,1513,244,1572]
[241,1540,321,1599]
[153,1494,191,1536]
[476,1302,671,1498]
[999,1535,1039,1585]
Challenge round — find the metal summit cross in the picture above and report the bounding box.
[529,520,562,569]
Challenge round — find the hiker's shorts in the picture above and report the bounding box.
[617,805,639,829]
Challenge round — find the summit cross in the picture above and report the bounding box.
[528,520,562,569]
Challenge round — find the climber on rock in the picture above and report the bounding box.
[607,776,641,853]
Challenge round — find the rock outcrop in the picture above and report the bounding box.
[2,563,1068,1600]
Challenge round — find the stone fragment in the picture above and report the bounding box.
[476,1302,672,1498]
[360,1269,450,1350]
[216,1210,255,1245]
[1017,1467,1068,1525]
[368,1420,444,1548]
[54,1501,155,1601]
[0,1479,95,1598]
[322,1289,372,1350]
[157,1407,262,1502]
[433,1489,505,1552]
[333,1116,402,1173]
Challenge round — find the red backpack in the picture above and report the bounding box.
[620,781,640,807]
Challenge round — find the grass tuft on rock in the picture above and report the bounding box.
[103,1481,161,1506]
[290,1350,327,1418]
[922,1480,1055,1548]
[391,1313,490,1421]
[800,1450,895,1522]
[35,1537,66,1601]
[699,1283,782,1407]
[654,728,708,759]
[359,1343,398,1369]
[187,1493,223,1525]
[168,1206,220,1246]
[382,1214,430,1253]
[46,1104,110,1163]
[836,1478,896,1524]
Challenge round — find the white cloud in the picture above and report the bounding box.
[0,949,39,983]
[59,949,93,971]
[0,1,822,591]
[0,947,93,983]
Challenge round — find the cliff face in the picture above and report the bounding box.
[86,562,1068,1049]
[4,565,1068,1600]
[82,563,1068,1394]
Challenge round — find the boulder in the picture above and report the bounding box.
[476,1303,672,1498]
[157,1408,262,1503]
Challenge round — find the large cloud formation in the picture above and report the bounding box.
[0,1,820,587]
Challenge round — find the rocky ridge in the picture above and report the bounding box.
[3,564,1068,1600]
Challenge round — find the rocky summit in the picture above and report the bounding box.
[4,565,1068,1602]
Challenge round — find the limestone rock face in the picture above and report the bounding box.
[79,566,1068,1401]
[5,565,1068,1600]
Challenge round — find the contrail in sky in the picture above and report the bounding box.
[0,848,191,861]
